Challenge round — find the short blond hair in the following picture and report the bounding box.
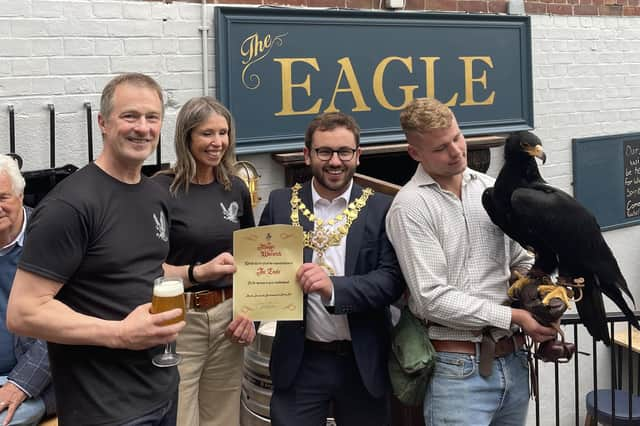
[400,98,453,134]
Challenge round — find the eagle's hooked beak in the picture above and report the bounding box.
[534,146,547,164]
[525,145,547,164]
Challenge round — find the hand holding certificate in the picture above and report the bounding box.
[233,224,303,321]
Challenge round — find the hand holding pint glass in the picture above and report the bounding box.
[151,276,186,367]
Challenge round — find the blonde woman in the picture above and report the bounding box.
[154,97,255,426]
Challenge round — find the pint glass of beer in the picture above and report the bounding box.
[151,276,186,367]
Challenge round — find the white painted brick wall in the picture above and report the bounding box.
[0,61,11,76]
[122,3,152,20]
[32,38,65,56]
[64,39,95,56]
[0,0,212,172]
[531,15,640,193]
[2,0,30,17]
[31,1,65,18]
[92,2,124,19]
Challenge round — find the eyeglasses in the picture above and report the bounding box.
[313,148,357,161]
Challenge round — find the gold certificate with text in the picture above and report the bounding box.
[233,224,303,321]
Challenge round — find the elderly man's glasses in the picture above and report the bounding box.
[313,148,357,161]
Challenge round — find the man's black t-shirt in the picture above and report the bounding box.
[19,163,177,426]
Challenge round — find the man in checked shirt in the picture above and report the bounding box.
[386,97,558,426]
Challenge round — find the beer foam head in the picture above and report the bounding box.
[154,279,183,297]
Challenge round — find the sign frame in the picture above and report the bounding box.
[215,7,534,154]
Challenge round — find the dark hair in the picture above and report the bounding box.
[304,112,360,149]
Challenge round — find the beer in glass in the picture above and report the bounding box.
[151,276,185,367]
[151,279,186,325]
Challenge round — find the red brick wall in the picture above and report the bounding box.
[149,0,640,15]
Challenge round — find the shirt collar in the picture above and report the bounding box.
[0,206,27,253]
[414,165,478,189]
[310,178,353,207]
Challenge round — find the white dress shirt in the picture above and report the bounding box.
[305,178,353,342]
[0,207,27,256]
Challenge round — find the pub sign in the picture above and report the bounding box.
[215,7,533,154]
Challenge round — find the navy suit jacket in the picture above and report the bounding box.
[259,181,405,399]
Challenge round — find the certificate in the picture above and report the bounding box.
[233,224,303,321]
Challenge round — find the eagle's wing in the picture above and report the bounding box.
[509,184,638,343]
[482,187,527,250]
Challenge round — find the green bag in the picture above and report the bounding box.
[388,306,436,406]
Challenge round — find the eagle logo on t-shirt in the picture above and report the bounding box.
[220,201,239,223]
[153,210,169,242]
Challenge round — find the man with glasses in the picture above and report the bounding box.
[260,112,405,426]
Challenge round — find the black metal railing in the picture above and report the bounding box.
[534,312,640,426]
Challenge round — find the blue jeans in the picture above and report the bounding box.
[0,376,45,426]
[423,349,530,426]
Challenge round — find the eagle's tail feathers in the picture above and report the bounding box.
[604,285,640,331]
[576,283,611,345]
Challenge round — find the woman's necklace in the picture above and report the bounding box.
[289,183,374,275]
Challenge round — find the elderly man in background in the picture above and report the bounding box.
[0,154,55,426]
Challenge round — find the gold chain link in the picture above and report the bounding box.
[290,183,374,274]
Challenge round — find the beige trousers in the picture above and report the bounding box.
[176,298,243,426]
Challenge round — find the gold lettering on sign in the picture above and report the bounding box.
[274,58,322,116]
[459,56,495,106]
[373,56,417,111]
[240,32,288,90]
[271,55,497,116]
[419,57,440,99]
[324,57,371,113]
[418,56,458,106]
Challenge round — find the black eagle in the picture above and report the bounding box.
[482,131,639,345]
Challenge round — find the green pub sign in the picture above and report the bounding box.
[215,7,533,153]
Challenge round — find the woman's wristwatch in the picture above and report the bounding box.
[188,262,202,284]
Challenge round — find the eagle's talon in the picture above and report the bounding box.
[572,287,584,303]
[556,276,584,302]
[538,285,571,309]
[508,271,533,299]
